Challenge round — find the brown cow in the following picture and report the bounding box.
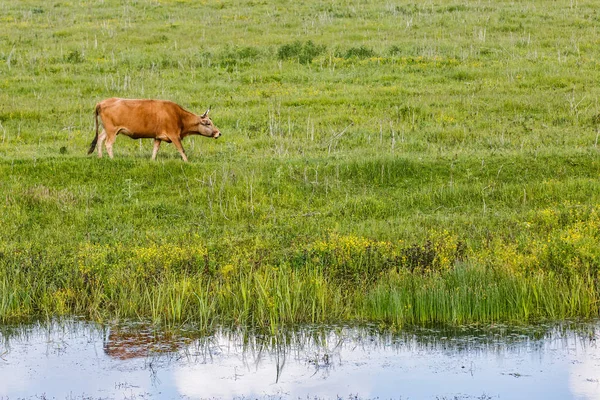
[88,98,221,162]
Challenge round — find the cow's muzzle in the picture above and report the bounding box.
[213,131,221,139]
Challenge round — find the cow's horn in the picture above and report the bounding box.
[201,107,211,118]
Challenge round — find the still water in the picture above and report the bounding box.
[0,320,599,399]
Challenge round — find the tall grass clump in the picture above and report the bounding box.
[277,41,326,64]
[344,46,376,59]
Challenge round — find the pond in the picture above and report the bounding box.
[0,320,599,399]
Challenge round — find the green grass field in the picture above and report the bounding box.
[1,0,599,328]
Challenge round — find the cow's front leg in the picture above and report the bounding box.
[172,137,188,162]
[151,139,161,160]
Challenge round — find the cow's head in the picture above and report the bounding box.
[198,108,221,139]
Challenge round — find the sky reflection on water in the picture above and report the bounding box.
[0,320,599,399]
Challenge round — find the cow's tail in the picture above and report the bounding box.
[88,103,101,155]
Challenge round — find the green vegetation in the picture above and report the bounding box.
[1,0,599,329]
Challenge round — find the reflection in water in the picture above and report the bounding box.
[103,324,191,360]
[0,320,599,399]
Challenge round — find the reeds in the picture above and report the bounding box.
[363,267,599,326]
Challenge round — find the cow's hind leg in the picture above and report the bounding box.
[97,129,107,158]
[105,133,116,159]
[151,139,161,160]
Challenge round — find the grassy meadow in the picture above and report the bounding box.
[1,0,600,329]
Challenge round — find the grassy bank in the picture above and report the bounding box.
[2,206,599,328]
[1,0,600,327]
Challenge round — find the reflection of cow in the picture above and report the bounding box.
[103,326,189,360]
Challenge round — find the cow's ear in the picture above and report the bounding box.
[201,107,211,118]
